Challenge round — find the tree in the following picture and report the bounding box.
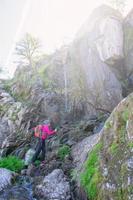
[15,33,42,68]
[108,0,127,13]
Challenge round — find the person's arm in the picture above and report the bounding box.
[46,125,57,136]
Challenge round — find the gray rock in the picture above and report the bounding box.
[0,168,15,192]
[35,169,71,200]
[71,133,102,178]
[0,119,10,147]
[24,148,35,166]
[70,45,122,114]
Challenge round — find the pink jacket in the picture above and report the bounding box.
[41,125,56,140]
[33,124,56,140]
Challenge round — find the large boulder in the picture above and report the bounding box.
[80,93,133,200]
[35,169,71,200]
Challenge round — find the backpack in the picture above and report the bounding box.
[34,125,42,138]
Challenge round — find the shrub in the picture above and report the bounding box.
[57,145,70,160]
[0,156,24,172]
[34,160,41,166]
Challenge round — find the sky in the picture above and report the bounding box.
[0,0,133,78]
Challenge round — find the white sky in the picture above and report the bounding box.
[0,0,133,77]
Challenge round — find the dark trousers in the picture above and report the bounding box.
[32,138,46,163]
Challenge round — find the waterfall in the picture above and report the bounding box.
[63,62,68,112]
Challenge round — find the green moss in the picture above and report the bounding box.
[109,142,119,155]
[104,120,112,130]
[120,163,127,178]
[80,143,102,200]
[116,111,128,144]
[119,124,126,143]
[127,142,133,150]
[122,110,129,123]
[57,145,71,160]
[0,156,24,172]
[117,186,132,200]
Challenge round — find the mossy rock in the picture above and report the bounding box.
[80,93,133,200]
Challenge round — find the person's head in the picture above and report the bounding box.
[43,119,50,125]
[42,119,55,129]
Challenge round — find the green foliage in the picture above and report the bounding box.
[37,65,51,88]
[128,142,133,150]
[80,143,102,200]
[34,160,41,166]
[0,156,24,172]
[15,33,42,67]
[57,145,70,160]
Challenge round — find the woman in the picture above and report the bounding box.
[31,121,57,163]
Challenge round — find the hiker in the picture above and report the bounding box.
[31,120,57,163]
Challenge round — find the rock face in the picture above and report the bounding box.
[69,46,122,113]
[0,119,10,147]
[0,168,15,192]
[7,5,127,119]
[76,5,123,64]
[68,5,124,114]
[124,9,133,93]
[80,93,133,200]
[35,169,71,200]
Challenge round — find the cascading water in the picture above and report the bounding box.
[63,62,68,112]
